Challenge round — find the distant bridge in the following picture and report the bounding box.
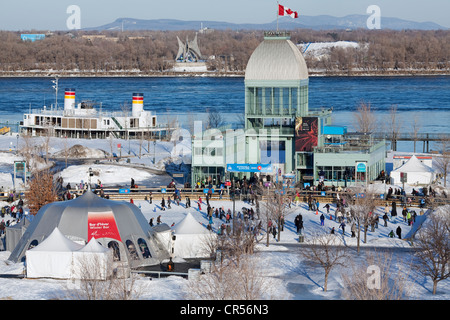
[372,132,450,152]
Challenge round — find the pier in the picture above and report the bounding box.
[373,132,450,152]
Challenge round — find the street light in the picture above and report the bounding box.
[16,133,19,154]
[153,140,157,164]
[88,167,93,190]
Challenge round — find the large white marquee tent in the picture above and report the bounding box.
[25,227,113,280]
[390,155,435,185]
[8,191,170,268]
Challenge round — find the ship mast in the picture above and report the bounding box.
[51,76,59,109]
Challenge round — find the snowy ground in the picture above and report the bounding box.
[0,133,192,190]
[0,197,448,301]
[0,134,449,301]
[298,41,360,59]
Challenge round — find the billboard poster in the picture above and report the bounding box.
[295,117,318,152]
[88,211,122,242]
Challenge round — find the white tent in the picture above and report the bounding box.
[9,191,170,268]
[26,228,113,280]
[171,213,216,259]
[26,227,83,279]
[72,237,113,280]
[390,155,435,185]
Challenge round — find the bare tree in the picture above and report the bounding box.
[410,115,422,153]
[261,184,293,245]
[60,136,71,168]
[186,254,279,300]
[300,231,349,292]
[18,133,37,172]
[347,190,377,253]
[138,131,145,159]
[413,209,450,295]
[206,107,225,129]
[120,101,130,140]
[42,120,54,164]
[388,105,402,151]
[61,255,142,300]
[434,138,450,187]
[352,101,377,134]
[341,249,411,300]
[108,131,115,161]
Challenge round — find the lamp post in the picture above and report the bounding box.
[153,140,157,164]
[88,167,93,190]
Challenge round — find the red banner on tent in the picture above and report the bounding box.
[87,211,122,242]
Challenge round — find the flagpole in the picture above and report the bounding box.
[276,1,279,31]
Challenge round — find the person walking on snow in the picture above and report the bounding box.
[320,213,325,226]
[383,212,389,227]
[396,226,402,239]
[160,197,166,211]
[340,221,346,235]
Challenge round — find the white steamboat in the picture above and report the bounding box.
[20,79,171,140]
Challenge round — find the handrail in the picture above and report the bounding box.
[111,116,123,130]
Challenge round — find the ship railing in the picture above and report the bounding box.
[27,108,154,119]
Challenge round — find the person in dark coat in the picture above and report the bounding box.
[272,225,277,239]
[401,207,408,222]
[339,222,346,235]
[383,212,389,227]
[396,226,402,239]
[294,214,303,233]
[391,201,397,216]
[320,213,325,226]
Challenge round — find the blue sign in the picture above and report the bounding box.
[203,188,214,194]
[356,162,367,173]
[119,188,130,194]
[161,188,167,193]
[226,163,273,173]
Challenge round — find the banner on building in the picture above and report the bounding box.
[295,117,318,152]
[226,163,273,173]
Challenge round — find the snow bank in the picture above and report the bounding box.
[299,41,360,59]
[57,164,155,187]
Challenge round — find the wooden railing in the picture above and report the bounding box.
[60,186,449,208]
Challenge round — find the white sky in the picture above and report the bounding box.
[0,0,449,30]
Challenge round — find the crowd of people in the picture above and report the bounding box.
[51,175,444,245]
[0,194,25,237]
[143,181,429,246]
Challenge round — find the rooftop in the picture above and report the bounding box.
[245,31,309,82]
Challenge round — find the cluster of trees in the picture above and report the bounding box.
[300,29,450,73]
[0,28,448,74]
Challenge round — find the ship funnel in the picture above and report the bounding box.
[64,89,76,110]
[132,93,144,117]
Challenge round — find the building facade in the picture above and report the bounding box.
[191,31,385,188]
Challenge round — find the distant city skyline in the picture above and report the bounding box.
[0,0,449,31]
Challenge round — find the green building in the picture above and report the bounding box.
[191,31,385,188]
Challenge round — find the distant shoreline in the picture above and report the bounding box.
[0,70,449,78]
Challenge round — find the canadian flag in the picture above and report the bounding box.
[278,4,298,18]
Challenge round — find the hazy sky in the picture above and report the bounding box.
[0,0,449,30]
